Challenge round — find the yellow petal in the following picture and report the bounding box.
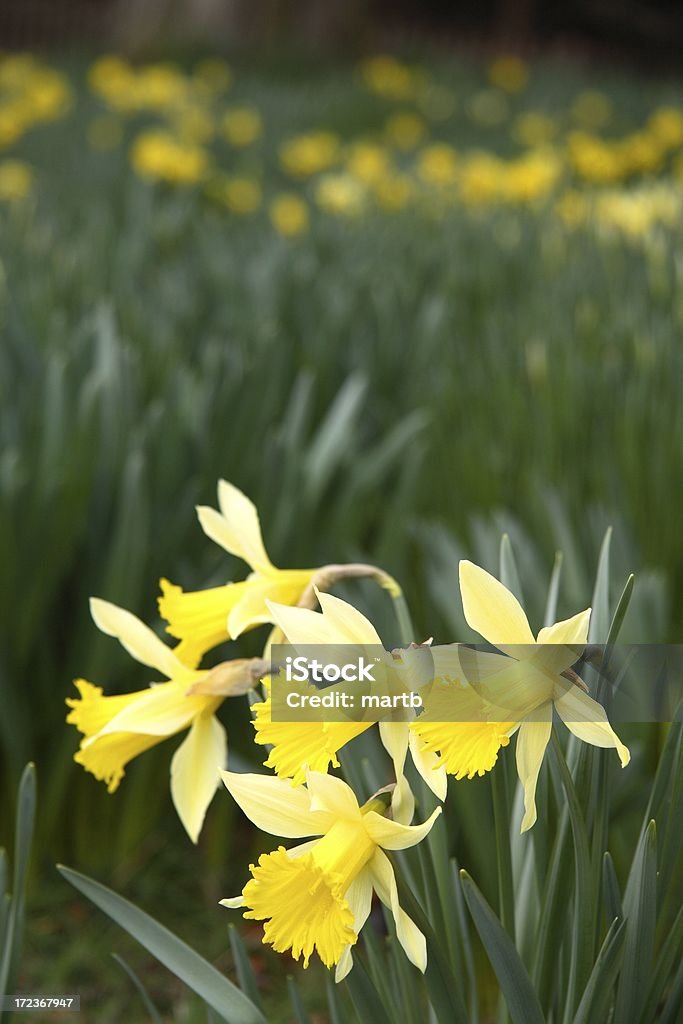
[305,770,362,821]
[196,480,273,573]
[228,570,313,638]
[74,730,160,792]
[378,721,414,824]
[170,711,227,843]
[89,597,185,679]
[369,849,426,971]
[97,680,214,737]
[554,686,630,766]
[263,599,346,647]
[221,770,332,836]
[515,704,553,832]
[537,608,591,646]
[158,577,246,667]
[363,806,441,850]
[459,561,535,649]
[315,590,383,644]
[334,872,373,982]
[408,731,448,801]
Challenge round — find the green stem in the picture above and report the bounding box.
[492,756,516,942]
[389,588,415,647]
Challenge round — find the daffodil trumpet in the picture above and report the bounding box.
[220,770,441,980]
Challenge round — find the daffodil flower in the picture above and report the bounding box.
[220,769,441,980]
[411,561,630,831]
[158,480,314,667]
[251,588,447,822]
[66,598,263,842]
[158,480,401,669]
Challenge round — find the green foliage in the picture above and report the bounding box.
[0,764,36,1021]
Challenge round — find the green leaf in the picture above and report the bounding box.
[460,870,544,1024]
[572,918,625,1024]
[601,853,622,925]
[303,374,367,505]
[499,533,523,603]
[547,738,594,1024]
[57,866,265,1024]
[287,976,311,1024]
[604,574,634,650]
[111,954,163,1024]
[543,552,563,627]
[346,956,393,1024]
[589,528,612,644]
[614,820,657,1024]
[0,763,36,1002]
[638,902,683,1024]
[326,977,345,1024]
[228,925,263,1012]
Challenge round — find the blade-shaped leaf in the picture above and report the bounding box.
[572,918,625,1024]
[58,866,265,1024]
[460,870,544,1024]
[614,820,657,1024]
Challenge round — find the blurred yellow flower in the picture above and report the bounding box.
[567,131,623,184]
[280,131,339,177]
[617,131,664,176]
[0,159,33,201]
[488,55,529,93]
[131,131,208,185]
[384,111,426,149]
[222,106,263,147]
[555,189,590,228]
[315,173,365,216]
[373,173,413,210]
[501,149,562,204]
[571,90,612,130]
[0,109,24,148]
[87,115,123,151]
[345,142,390,183]
[270,192,309,235]
[595,184,680,240]
[648,106,683,148]
[170,103,215,144]
[417,143,458,187]
[513,111,557,147]
[458,153,503,206]
[360,56,424,101]
[208,174,262,214]
[133,63,187,110]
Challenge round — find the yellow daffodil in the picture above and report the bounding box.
[252,588,447,822]
[158,480,314,667]
[412,560,629,831]
[221,769,440,979]
[269,192,309,236]
[67,597,264,841]
[130,130,208,186]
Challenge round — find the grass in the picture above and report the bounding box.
[1,46,682,1019]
